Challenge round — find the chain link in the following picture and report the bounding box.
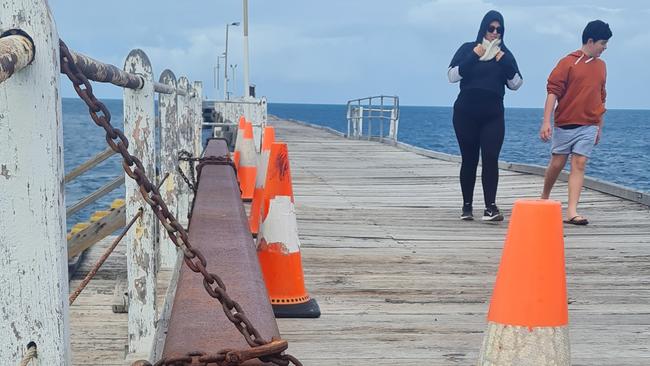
[58,40,301,366]
[177,150,197,194]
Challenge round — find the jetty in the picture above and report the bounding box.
[2,1,650,365]
[62,116,650,365]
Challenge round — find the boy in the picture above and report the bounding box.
[539,20,612,225]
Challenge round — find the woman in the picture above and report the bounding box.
[447,10,523,221]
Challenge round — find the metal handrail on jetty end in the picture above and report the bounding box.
[1,3,293,364]
[346,95,400,144]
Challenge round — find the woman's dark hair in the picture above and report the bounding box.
[582,20,612,44]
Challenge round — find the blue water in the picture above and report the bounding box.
[269,103,650,194]
[62,98,649,229]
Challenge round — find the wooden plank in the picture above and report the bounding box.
[67,205,126,258]
[268,118,650,365]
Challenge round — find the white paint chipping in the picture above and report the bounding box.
[0,1,71,364]
[157,70,179,268]
[192,81,203,157]
[258,196,301,253]
[123,49,157,355]
[176,76,191,226]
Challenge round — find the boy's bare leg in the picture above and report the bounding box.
[541,154,568,199]
[567,154,588,218]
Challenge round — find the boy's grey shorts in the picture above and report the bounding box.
[551,125,599,158]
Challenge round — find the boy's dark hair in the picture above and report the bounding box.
[582,20,612,44]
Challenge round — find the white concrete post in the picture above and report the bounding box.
[123,49,157,355]
[389,108,399,143]
[176,76,191,227]
[157,70,179,268]
[192,81,203,157]
[0,1,71,365]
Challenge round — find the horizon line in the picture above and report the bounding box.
[60,97,650,111]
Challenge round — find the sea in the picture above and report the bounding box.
[62,98,649,229]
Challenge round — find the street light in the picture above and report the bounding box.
[224,21,240,100]
[230,64,238,97]
[214,53,225,98]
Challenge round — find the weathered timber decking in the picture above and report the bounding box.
[270,117,650,365]
[69,117,650,365]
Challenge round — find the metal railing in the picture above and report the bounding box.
[1,2,298,365]
[0,9,203,361]
[346,95,400,143]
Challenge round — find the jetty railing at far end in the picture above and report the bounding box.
[1,1,298,365]
[346,95,400,144]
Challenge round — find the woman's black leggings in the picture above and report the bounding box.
[452,97,505,207]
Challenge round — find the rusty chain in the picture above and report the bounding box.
[59,40,301,366]
[178,149,237,195]
[177,150,197,194]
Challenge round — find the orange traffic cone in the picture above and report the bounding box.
[249,126,275,236]
[256,142,320,318]
[232,116,246,170]
[478,199,570,365]
[237,122,257,201]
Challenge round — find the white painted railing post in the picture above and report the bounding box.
[176,76,191,227]
[0,1,71,365]
[389,108,399,143]
[192,81,203,157]
[158,70,179,268]
[123,49,157,355]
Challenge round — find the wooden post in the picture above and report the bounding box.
[176,76,191,227]
[123,49,157,355]
[192,81,203,157]
[158,70,179,268]
[0,1,71,364]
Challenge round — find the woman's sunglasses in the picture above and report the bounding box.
[487,25,502,34]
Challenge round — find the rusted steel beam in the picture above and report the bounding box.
[161,139,280,364]
[67,49,187,95]
[153,81,187,96]
[0,32,35,84]
[70,50,144,89]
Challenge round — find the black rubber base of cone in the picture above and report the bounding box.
[273,298,321,318]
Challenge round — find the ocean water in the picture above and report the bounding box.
[62,98,649,229]
[269,103,650,193]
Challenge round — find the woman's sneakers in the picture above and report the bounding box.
[460,203,473,221]
[482,203,504,221]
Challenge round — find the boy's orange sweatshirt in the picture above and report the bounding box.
[546,50,607,126]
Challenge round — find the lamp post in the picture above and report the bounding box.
[214,53,225,98]
[224,21,240,100]
[242,0,250,98]
[230,64,238,98]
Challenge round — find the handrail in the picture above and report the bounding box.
[66,176,124,216]
[67,49,188,95]
[64,147,116,183]
[346,95,400,143]
[0,31,35,84]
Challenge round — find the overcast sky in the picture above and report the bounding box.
[50,0,648,109]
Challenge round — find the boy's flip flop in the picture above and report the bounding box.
[564,215,589,225]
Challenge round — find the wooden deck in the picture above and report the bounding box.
[70,117,650,365]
